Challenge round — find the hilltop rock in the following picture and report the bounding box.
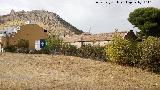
[0,10,83,36]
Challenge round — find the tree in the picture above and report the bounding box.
[17,39,29,53]
[128,7,160,38]
[44,35,63,54]
[17,39,29,49]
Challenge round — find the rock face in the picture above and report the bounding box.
[0,10,83,36]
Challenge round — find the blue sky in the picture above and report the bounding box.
[0,0,160,34]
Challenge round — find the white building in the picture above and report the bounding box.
[0,26,20,52]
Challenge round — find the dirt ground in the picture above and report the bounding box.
[0,52,160,90]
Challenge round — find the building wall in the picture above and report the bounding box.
[94,41,111,46]
[83,41,111,46]
[66,42,82,48]
[84,42,93,45]
[7,24,47,49]
[66,40,112,48]
[68,42,81,48]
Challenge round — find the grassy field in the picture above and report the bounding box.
[0,53,160,90]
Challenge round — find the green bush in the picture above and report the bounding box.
[45,36,63,54]
[4,45,17,52]
[93,45,107,61]
[37,47,51,54]
[80,44,93,58]
[60,44,107,61]
[106,35,139,66]
[17,39,29,53]
[80,44,107,61]
[17,39,29,49]
[139,36,160,73]
[106,35,160,73]
[61,44,78,56]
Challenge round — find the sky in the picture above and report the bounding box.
[0,0,160,34]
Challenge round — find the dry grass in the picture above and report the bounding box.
[0,53,160,90]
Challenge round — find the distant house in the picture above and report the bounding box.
[62,31,128,48]
[0,27,16,52]
[124,30,138,40]
[0,24,47,49]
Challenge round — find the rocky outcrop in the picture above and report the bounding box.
[0,10,83,36]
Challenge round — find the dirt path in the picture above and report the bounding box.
[0,53,160,90]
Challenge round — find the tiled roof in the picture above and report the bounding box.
[63,31,127,43]
[62,35,81,43]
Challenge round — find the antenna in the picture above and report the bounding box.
[115,28,118,32]
[89,27,91,34]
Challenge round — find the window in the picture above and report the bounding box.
[44,30,47,32]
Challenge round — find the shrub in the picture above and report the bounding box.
[106,35,160,73]
[80,44,107,61]
[106,35,139,66]
[16,47,29,53]
[45,36,63,54]
[60,44,107,61]
[17,39,29,49]
[29,49,37,54]
[4,45,17,52]
[93,45,107,61]
[139,36,160,73]
[80,44,93,58]
[61,44,78,56]
[38,47,51,54]
[17,39,29,53]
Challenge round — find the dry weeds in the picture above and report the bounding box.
[0,53,160,90]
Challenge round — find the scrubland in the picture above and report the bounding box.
[0,53,160,90]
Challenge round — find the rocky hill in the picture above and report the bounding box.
[0,10,83,36]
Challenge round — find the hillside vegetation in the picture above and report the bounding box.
[0,53,160,90]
